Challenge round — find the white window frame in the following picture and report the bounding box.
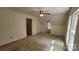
[66,9,79,51]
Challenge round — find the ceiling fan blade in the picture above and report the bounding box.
[44,13,51,15]
[32,11,39,12]
[32,11,40,14]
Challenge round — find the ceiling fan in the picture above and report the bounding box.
[32,9,51,17]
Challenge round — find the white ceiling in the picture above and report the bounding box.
[5,7,70,23]
[6,7,70,16]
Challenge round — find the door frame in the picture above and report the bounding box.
[26,18,32,37]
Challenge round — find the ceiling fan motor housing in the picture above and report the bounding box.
[40,10,44,14]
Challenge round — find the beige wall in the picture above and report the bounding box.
[50,14,67,36]
[38,18,48,33]
[0,9,43,46]
[32,18,43,35]
[51,25,66,36]
[41,22,48,32]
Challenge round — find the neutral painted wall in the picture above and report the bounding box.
[32,18,43,35]
[38,18,48,33]
[50,14,67,36]
[41,22,48,32]
[0,9,27,46]
[0,8,43,46]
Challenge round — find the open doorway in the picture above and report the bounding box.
[26,18,32,37]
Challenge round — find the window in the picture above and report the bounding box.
[66,11,79,51]
[48,21,51,30]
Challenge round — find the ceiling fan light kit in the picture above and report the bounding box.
[40,14,44,17]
